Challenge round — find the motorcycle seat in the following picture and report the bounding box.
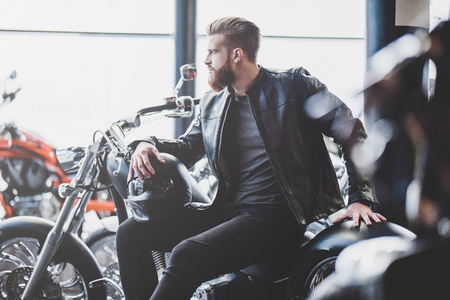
[237,230,314,283]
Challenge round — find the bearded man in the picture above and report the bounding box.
[117,16,385,300]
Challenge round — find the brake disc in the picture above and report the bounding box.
[6,266,63,300]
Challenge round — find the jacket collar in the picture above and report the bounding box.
[223,66,265,99]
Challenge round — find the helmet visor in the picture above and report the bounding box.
[127,176,174,198]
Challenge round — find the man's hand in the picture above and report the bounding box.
[332,202,387,227]
[128,142,165,181]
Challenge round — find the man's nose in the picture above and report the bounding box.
[204,55,211,65]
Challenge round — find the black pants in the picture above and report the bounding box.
[116,202,305,300]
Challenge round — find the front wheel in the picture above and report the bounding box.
[287,250,338,300]
[0,217,106,300]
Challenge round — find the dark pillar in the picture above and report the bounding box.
[366,0,396,58]
[365,0,430,227]
[174,0,197,138]
[366,0,429,59]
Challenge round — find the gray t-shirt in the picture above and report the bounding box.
[223,95,286,206]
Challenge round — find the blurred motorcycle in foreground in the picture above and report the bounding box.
[308,21,450,300]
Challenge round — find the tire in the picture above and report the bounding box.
[0,217,106,300]
[287,250,339,300]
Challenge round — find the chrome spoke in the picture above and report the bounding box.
[0,252,28,266]
[303,256,337,300]
[0,238,38,267]
[13,239,37,265]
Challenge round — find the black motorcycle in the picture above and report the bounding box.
[0,64,414,300]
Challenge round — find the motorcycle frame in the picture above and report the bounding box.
[19,93,200,299]
[2,62,414,299]
[3,100,414,299]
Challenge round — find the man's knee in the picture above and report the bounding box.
[116,218,140,250]
[168,237,216,273]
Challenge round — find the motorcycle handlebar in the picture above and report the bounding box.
[2,88,21,103]
[137,97,200,115]
[110,97,200,133]
[105,96,201,151]
[134,96,200,128]
[137,102,177,115]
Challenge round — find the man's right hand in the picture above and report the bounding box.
[128,142,165,181]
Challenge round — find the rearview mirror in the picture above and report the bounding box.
[173,64,196,96]
[180,63,197,81]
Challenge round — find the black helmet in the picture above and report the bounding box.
[126,153,192,222]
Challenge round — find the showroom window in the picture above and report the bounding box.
[2,0,445,147]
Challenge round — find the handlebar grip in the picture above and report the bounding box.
[137,102,177,115]
[133,97,202,128]
[137,97,200,116]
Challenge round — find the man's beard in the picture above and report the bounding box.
[208,58,235,92]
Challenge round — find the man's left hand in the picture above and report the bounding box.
[332,202,387,227]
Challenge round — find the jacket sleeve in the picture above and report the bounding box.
[298,68,378,206]
[128,111,206,169]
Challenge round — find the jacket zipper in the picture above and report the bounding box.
[247,93,299,222]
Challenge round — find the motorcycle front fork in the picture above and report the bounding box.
[21,188,90,299]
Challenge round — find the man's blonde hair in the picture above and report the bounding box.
[206,17,261,63]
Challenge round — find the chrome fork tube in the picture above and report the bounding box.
[21,188,82,300]
[22,144,99,299]
[67,190,95,235]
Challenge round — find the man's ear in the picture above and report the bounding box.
[232,48,243,63]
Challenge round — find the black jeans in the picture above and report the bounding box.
[116,202,305,300]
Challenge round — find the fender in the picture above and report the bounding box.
[0,216,104,280]
[300,220,416,256]
[286,221,415,299]
[238,220,415,284]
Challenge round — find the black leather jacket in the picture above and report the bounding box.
[144,66,377,225]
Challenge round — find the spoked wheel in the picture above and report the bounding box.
[0,237,90,300]
[303,256,337,299]
[287,250,338,300]
[0,217,107,300]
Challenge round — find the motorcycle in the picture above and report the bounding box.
[0,72,115,221]
[0,63,414,300]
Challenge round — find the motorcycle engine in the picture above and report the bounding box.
[0,158,50,195]
[9,192,61,221]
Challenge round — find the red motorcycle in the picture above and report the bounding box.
[0,71,115,221]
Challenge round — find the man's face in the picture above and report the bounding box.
[205,34,235,92]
